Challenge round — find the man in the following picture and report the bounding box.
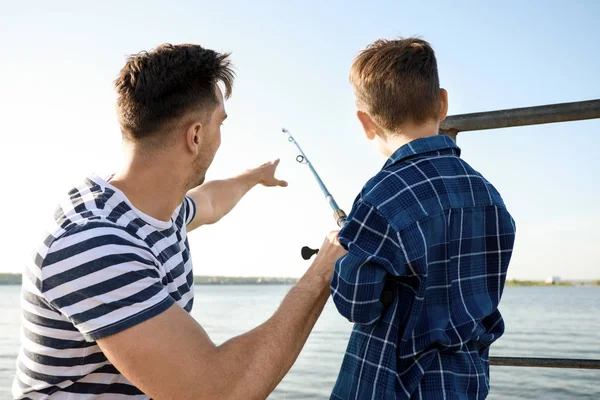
[330,38,516,399]
[13,43,346,399]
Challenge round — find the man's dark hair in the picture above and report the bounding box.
[350,37,440,131]
[115,43,234,140]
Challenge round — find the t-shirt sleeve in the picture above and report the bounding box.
[40,223,174,341]
[184,196,197,225]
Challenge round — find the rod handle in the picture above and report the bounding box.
[334,209,347,228]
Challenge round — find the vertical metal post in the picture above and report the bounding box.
[442,129,458,142]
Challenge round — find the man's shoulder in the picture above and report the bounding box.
[38,218,150,277]
[40,176,152,263]
[50,174,151,237]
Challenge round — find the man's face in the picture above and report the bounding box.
[188,86,227,188]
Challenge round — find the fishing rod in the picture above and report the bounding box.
[283,128,394,307]
[282,128,347,260]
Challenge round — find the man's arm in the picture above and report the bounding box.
[186,159,287,232]
[330,201,402,325]
[97,231,346,400]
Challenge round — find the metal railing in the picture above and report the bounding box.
[440,98,600,370]
[490,357,600,369]
[439,99,600,140]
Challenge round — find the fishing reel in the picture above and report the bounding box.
[300,208,347,260]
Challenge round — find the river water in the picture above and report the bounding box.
[1,285,598,399]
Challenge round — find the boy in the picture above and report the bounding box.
[330,38,516,399]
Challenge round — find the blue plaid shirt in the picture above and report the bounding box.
[330,135,516,399]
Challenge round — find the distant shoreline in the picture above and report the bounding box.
[1,273,598,287]
[504,279,600,287]
[0,273,298,286]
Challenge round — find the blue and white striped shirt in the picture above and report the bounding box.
[330,135,516,399]
[13,174,196,399]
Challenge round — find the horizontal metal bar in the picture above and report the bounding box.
[490,356,600,370]
[439,99,600,135]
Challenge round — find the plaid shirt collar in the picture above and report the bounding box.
[383,134,461,169]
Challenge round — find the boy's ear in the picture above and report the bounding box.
[357,111,378,140]
[439,88,449,122]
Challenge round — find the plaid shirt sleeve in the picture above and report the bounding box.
[330,200,403,325]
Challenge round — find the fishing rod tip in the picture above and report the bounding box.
[281,128,289,133]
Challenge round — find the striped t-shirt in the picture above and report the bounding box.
[13,174,197,399]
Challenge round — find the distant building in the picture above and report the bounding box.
[545,276,561,284]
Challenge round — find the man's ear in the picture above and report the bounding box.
[439,88,449,122]
[356,110,378,141]
[186,122,203,155]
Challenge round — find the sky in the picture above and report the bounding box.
[0,0,598,280]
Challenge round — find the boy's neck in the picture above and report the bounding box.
[379,120,440,158]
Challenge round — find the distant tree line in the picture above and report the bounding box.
[1,274,598,287]
[0,273,298,286]
[505,279,599,287]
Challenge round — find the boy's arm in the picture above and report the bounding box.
[330,201,403,325]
